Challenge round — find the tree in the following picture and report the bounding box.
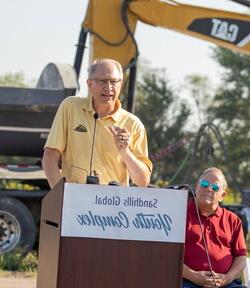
[134,64,191,185]
[0,72,27,87]
[177,75,223,186]
[184,74,213,127]
[209,47,250,203]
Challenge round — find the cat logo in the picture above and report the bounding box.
[188,17,250,48]
[211,18,239,43]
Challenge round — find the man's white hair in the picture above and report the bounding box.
[200,167,228,190]
[87,58,123,80]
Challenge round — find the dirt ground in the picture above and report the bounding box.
[0,272,37,288]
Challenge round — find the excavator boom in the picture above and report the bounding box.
[76,0,250,111]
[83,0,250,65]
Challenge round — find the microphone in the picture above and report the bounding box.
[166,184,192,191]
[166,184,195,200]
[86,112,100,184]
[166,184,186,190]
[108,181,120,186]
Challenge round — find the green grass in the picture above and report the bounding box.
[0,250,37,272]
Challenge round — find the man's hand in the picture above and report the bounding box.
[42,148,62,189]
[192,271,228,287]
[204,255,247,287]
[188,271,216,287]
[183,256,246,287]
[183,266,222,288]
[203,272,234,287]
[108,126,130,154]
[108,126,151,187]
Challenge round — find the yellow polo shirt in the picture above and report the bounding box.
[45,96,152,186]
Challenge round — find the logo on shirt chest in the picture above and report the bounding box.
[74,124,88,132]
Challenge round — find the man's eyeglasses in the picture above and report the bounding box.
[199,179,220,192]
[92,79,122,86]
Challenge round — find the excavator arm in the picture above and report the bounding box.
[75,0,250,111]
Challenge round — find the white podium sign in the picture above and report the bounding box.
[61,184,187,243]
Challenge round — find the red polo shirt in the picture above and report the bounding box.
[184,200,247,274]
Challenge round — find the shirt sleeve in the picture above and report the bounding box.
[131,125,153,172]
[44,99,69,153]
[231,215,247,257]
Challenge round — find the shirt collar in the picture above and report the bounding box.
[81,96,94,112]
[213,205,222,217]
[82,96,122,122]
[189,199,222,217]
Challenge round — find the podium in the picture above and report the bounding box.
[37,179,188,288]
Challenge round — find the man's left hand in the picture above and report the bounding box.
[203,272,231,287]
[109,126,130,153]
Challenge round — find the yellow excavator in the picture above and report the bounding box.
[76,0,250,111]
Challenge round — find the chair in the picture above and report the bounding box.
[243,257,250,288]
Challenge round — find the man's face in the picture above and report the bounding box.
[195,171,226,208]
[87,62,122,108]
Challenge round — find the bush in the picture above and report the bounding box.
[0,249,37,272]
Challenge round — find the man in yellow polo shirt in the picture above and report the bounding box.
[42,58,152,188]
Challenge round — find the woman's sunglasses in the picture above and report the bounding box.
[199,179,220,192]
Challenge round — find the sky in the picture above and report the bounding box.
[0,0,249,95]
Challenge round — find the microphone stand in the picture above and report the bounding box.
[166,184,218,288]
[86,112,100,184]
